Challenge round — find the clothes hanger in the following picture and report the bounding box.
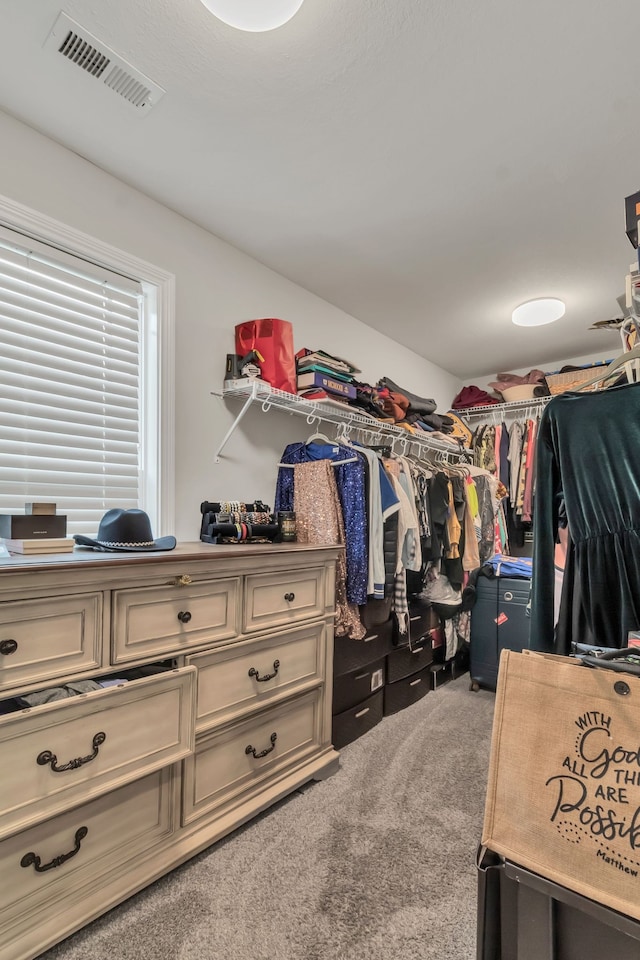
[281,421,359,467]
[305,429,333,444]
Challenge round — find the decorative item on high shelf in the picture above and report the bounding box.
[544,360,613,395]
[234,319,297,394]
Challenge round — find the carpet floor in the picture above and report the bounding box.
[42,675,496,960]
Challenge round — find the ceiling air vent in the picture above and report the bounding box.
[44,12,165,112]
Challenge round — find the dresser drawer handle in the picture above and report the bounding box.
[248,660,280,683]
[37,732,106,773]
[21,826,88,873]
[177,610,192,623]
[284,592,295,602]
[0,639,18,656]
[409,678,422,687]
[245,732,277,759]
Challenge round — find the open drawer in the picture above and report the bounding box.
[0,665,195,841]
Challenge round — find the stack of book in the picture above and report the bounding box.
[0,503,74,554]
[0,537,75,555]
[295,349,360,402]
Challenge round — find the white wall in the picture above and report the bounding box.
[0,109,461,541]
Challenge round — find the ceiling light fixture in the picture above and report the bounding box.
[199,0,305,32]
[512,298,566,327]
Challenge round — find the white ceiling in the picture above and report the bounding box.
[0,0,637,377]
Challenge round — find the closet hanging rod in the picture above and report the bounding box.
[212,378,466,461]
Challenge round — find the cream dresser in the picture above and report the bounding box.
[0,542,340,960]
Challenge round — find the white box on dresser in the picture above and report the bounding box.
[0,542,340,960]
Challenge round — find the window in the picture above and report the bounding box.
[0,213,174,538]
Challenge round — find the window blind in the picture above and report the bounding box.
[0,225,144,537]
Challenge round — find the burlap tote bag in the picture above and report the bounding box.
[482,649,640,919]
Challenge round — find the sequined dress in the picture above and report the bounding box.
[275,441,368,606]
[293,460,365,639]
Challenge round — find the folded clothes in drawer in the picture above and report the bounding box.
[0,665,196,841]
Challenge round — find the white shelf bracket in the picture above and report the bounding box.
[214,383,258,462]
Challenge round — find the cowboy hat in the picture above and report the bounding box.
[73,509,176,552]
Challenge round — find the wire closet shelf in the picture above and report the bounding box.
[212,379,469,463]
[459,396,551,421]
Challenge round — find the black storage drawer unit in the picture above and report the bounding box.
[470,576,530,692]
[477,848,640,960]
[407,597,440,646]
[383,664,431,716]
[430,660,453,690]
[332,689,384,750]
[386,641,433,683]
[333,618,394,675]
[333,656,385,715]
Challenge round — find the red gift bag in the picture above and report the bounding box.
[234,318,296,394]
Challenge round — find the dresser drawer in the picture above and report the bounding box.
[187,622,327,732]
[0,593,102,694]
[0,666,195,841]
[0,767,174,948]
[243,568,326,632]
[112,578,240,663]
[182,689,321,825]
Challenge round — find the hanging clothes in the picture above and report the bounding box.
[404,459,434,595]
[382,459,421,636]
[507,420,526,507]
[293,459,366,640]
[531,382,640,652]
[349,443,400,599]
[462,475,481,571]
[444,477,465,589]
[426,471,451,561]
[275,440,368,605]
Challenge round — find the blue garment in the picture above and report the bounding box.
[485,554,533,579]
[275,442,368,605]
[378,461,400,520]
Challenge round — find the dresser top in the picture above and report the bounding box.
[0,541,341,574]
